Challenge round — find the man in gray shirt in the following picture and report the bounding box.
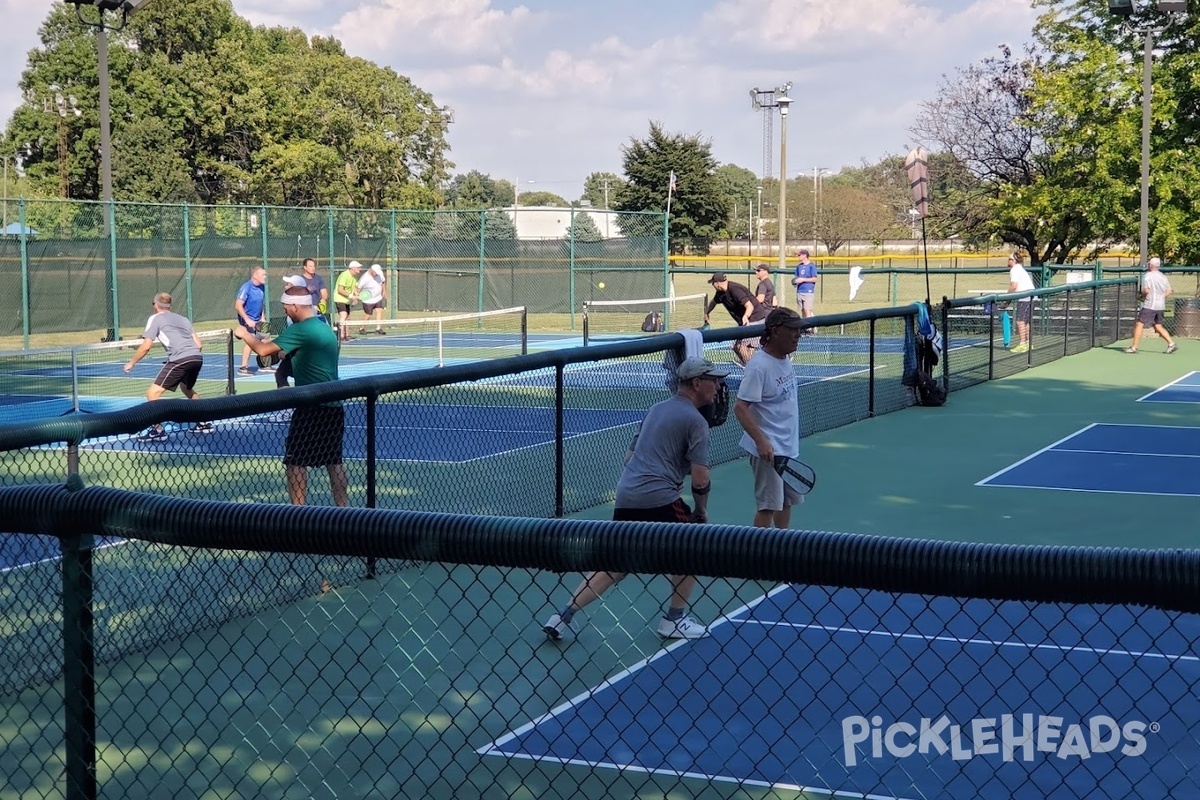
[543,357,728,641]
[1125,257,1179,354]
[123,291,213,441]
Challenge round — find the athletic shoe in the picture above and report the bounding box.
[135,428,167,443]
[269,409,294,423]
[260,365,276,373]
[192,422,215,434]
[1124,347,1138,354]
[375,328,387,335]
[1010,343,1030,353]
[1166,343,1178,354]
[656,616,708,639]
[543,613,570,641]
[237,367,251,376]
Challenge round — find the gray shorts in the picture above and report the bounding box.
[797,293,815,312]
[750,455,803,512]
[1137,307,1165,327]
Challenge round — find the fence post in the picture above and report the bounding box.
[568,208,577,330]
[326,209,336,304]
[19,199,29,348]
[388,210,397,320]
[107,200,119,339]
[258,204,269,300]
[182,203,193,320]
[477,210,486,314]
[661,211,670,303]
[61,473,97,800]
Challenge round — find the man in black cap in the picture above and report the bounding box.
[703,272,770,366]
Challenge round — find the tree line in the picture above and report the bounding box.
[5,0,1199,263]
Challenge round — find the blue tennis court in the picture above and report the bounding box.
[72,402,646,463]
[1137,371,1200,404]
[484,583,1198,798]
[977,423,1200,496]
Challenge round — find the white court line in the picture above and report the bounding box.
[732,619,1200,664]
[975,422,1099,486]
[1136,370,1200,403]
[1053,447,1200,460]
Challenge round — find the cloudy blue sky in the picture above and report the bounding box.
[4,0,1038,198]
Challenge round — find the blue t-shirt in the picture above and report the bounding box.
[794,262,818,294]
[235,280,266,324]
[305,273,326,307]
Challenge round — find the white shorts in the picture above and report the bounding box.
[750,455,803,512]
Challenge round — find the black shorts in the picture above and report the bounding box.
[153,356,203,392]
[1137,307,1165,327]
[613,499,693,524]
[362,301,384,314]
[335,302,353,315]
[1015,299,1034,324]
[283,405,345,467]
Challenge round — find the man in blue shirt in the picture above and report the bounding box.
[234,267,268,376]
[791,248,819,330]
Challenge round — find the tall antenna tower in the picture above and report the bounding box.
[749,82,792,179]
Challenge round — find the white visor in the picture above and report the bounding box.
[281,293,313,306]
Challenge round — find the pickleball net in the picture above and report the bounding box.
[0,329,234,418]
[582,293,707,344]
[337,306,528,367]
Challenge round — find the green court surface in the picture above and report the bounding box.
[577,338,1200,550]
[4,337,1199,799]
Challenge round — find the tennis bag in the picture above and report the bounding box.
[698,382,730,428]
[641,311,664,332]
[914,335,946,407]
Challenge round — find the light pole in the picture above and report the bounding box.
[909,208,920,239]
[43,85,81,199]
[777,93,792,276]
[1108,0,1187,265]
[812,166,828,257]
[756,185,763,256]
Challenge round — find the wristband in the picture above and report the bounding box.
[692,482,711,496]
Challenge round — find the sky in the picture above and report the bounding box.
[2,0,1039,200]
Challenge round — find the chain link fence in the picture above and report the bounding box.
[2,286,1196,799]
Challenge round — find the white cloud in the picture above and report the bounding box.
[701,0,938,54]
[332,0,538,58]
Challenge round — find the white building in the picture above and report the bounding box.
[501,206,622,240]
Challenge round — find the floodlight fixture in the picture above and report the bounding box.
[1108,0,1136,16]
[1157,0,1187,12]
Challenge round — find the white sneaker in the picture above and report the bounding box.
[657,616,707,639]
[543,613,570,641]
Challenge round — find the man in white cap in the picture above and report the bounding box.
[333,260,363,340]
[542,356,728,642]
[235,276,347,508]
[357,263,387,335]
[1125,257,1179,354]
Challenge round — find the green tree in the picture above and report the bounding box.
[447,171,506,208]
[580,171,624,208]
[615,122,727,255]
[518,190,568,207]
[565,212,603,242]
[814,185,896,254]
[4,0,451,208]
[714,163,760,239]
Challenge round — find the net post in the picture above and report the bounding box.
[582,303,591,346]
[437,319,444,367]
[71,348,80,414]
[225,329,235,396]
[520,307,528,356]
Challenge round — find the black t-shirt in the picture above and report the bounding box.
[756,277,776,307]
[709,282,769,324]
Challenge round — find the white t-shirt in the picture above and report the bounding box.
[1141,270,1172,311]
[736,349,800,459]
[1009,263,1035,293]
[357,268,384,305]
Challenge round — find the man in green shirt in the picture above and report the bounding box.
[236,276,347,507]
[333,260,363,341]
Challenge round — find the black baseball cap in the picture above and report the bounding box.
[708,273,727,284]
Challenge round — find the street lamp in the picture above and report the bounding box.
[812,166,828,257]
[64,0,155,340]
[908,208,920,239]
[777,93,792,276]
[1107,0,1188,265]
[44,85,81,199]
[756,185,763,255]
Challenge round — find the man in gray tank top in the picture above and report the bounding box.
[123,291,213,441]
[542,357,729,641]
